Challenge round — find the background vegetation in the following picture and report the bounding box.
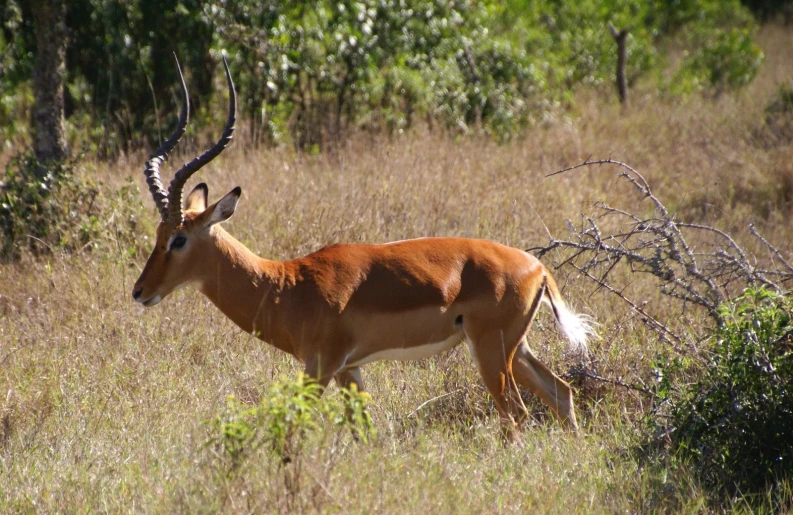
[0,0,777,152]
[1,1,793,512]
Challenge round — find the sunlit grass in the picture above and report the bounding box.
[1,23,792,513]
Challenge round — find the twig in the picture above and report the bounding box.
[0,340,34,368]
[141,60,161,145]
[750,223,793,275]
[536,158,793,346]
[569,261,684,350]
[25,234,56,254]
[565,367,653,396]
[405,389,464,419]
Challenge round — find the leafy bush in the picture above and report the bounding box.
[665,288,793,501]
[673,27,764,94]
[206,375,374,478]
[204,375,374,511]
[0,0,768,150]
[0,154,144,260]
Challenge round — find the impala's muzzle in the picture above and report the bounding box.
[132,285,162,307]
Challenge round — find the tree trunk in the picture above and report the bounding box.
[608,23,629,106]
[30,0,68,168]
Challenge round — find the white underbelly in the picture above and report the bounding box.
[347,334,462,367]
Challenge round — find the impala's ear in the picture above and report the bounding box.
[200,186,241,228]
[185,183,208,212]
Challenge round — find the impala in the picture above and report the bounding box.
[132,57,595,439]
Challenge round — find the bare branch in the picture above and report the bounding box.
[569,261,684,350]
[565,366,653,396]
[536,158,793,344]
[750,223,793,275]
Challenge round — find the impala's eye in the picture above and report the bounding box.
[170,235,187,250]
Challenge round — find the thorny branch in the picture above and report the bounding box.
[564,366,653,396]
[534,158,793,336]
[567,260,685,351]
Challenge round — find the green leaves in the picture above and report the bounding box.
[673,27,764,94]
[663,288,793,501]
[205,0,765,145]
[0,155,144,260]
[205,374,375,477]
[0,0,768,149]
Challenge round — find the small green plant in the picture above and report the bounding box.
[205,374,374,510]
[663,288,793,502]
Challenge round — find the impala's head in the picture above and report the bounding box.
[132,55,238,307]
[133,183,242,306]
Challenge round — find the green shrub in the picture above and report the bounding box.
[0,154,145,261]
[672,27,764,94]
[0,0,767,148]
[204,375,375,511]
[1,155,92,258]
[665,288,793,502]
[205,374,374,478]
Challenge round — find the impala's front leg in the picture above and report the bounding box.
[304,360,368,437]
[334,367,368,436]
[303,353,347,391]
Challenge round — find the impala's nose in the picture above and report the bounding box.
[132,287,143,301]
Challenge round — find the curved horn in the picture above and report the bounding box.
[144,53,189,221]
[166,56,236,227]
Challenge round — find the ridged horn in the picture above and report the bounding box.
[143,53,189,221]
[166,55,236,227]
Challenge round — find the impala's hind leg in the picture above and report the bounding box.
[465,326,529,441]
[335,367,364,392]
[512,341,578,430]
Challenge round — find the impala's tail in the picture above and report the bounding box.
[541,270,595,354]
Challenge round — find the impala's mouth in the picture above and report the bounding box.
[139,295,162,307]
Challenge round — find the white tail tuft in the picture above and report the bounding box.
[542,296,596,355]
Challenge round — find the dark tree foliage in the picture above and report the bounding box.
[0,0,34,84]
[0,0,767,152]
[740,0,793,20]
[65,0,214,152]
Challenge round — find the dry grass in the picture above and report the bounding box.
[2,23,793,513]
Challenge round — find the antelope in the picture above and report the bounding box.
[132,57,595,439]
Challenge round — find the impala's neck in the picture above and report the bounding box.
[198,226,294,355]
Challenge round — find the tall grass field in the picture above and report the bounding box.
[2,24,793,513]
